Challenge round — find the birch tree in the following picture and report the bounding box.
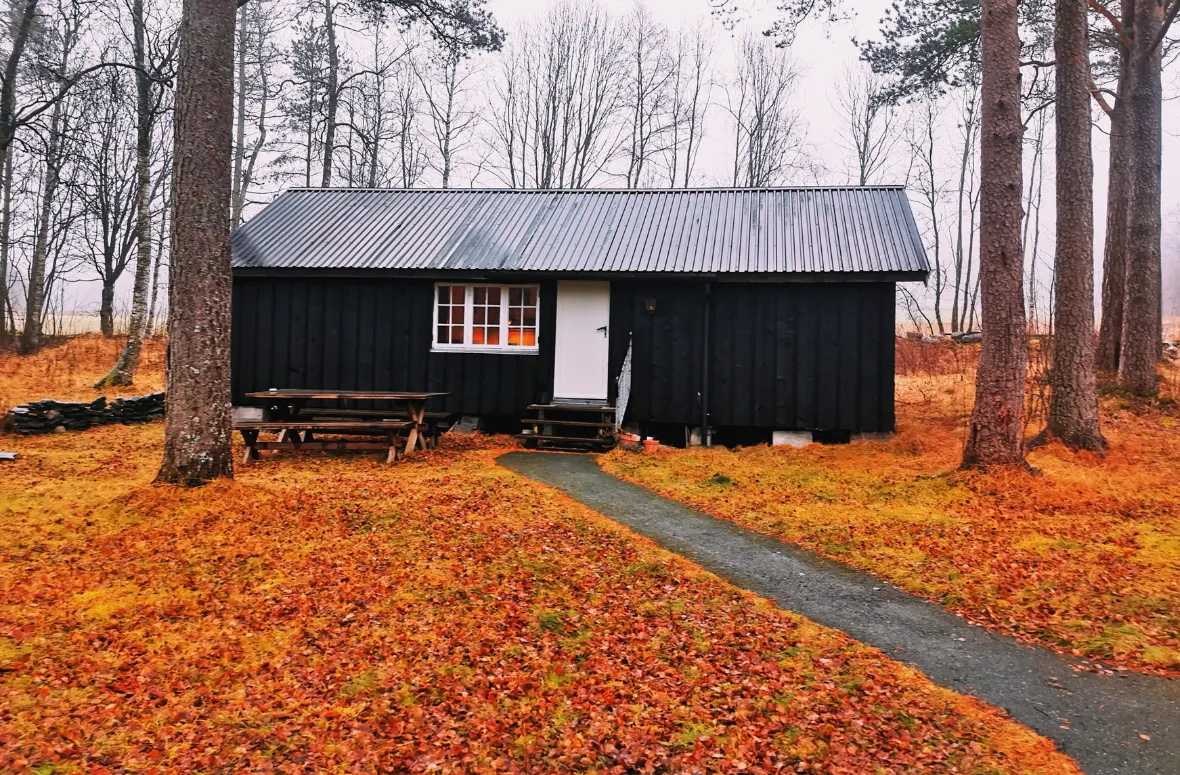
[621,4,673,188]
[231,0,280,226]
[725,35,807,188]
[491,1,626,189]
[662,24,712,188]
[19,0,89,353]
[94,0,175,386]
[834,63,900,186]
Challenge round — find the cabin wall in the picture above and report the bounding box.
[233,275,896,433]
[609,281,896,433]
[231,276,556,415]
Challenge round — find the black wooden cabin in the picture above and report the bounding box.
[231,187,929,442]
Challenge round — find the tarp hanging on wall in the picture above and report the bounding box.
[615,339,632,431]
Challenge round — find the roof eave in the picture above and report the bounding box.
[231,266,928,284]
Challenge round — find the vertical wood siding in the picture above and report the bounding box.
[232,276,556,415]
[233,276,895,432]
[609,281,895,432]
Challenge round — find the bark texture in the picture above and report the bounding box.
[1042,0,1105,450]
[319,0,339,188]
[1097,58,1130,373]
[155,0,236,485]
[96,0,155,388]
[0,147,11,346]
[1117,0,1163,396]
[19,95,67,354]
[962,0,1028,469]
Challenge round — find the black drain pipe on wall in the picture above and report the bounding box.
[701,281,711,448]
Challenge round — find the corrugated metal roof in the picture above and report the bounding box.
[231,187,930,277]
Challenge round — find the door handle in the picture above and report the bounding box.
[597,326,608,337]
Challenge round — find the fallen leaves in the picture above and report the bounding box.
[0,339,1081,773]
[602,360,1180,678]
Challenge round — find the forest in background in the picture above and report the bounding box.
[0,0,1176,347]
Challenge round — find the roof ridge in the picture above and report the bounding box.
[281,185,909,194]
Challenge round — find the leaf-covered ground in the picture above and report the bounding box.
[0,337,1080,773]
[603,347,1180,678]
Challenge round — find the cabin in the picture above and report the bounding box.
[230,187,930,447]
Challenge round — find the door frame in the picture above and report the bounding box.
[552,281,611,403]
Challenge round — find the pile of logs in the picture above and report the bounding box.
[8,393,165,435]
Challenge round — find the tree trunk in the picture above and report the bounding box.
[320,0,338,188]
[99,276,116,336]
[1039,0,1105,450]
[962,0,1028,469]
[231,3,248,227]
[0,145,10,347]
[96,0,155,388]
[146,203,166,336]
[19,98,66,354]
[155,0,236,485]
[1117,0,1163,396]
[1097,42,1132,372]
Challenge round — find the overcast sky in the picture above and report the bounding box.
[487,0,1178,223]
[63,0,1180,319]
[480,0,1180,312]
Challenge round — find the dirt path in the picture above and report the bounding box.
[499,451,1180,775]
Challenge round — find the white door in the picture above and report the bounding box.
[553,281,611,402]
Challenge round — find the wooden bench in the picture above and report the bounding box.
[234,420,417,465]
[301,409,452,448]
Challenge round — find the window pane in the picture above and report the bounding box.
[451,325,464,343]
[474,307,485,325]
[437,325,449,344]
[524,287,537,307]
[488,287,502,305]
[523,307,536,327]
[508,307,521,326]
[474,286,486,305]
[486,328,500,345]
[452,306,464,324]
[451,286,465,305]
[488,307,500,325]
[472,328,485,345]
[522,329,536,347]
[509,287,522,306]
[438,286,450,304]
[439,306,450,324]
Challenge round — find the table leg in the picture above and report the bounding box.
[240,430,260,464]
[404,409,420,457]
[385,431,399,465]
[410,400,429,452]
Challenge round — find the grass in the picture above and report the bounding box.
[0,336,1081,773]
[603,341,1180,676]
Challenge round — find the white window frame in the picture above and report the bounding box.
[431,282,541,354]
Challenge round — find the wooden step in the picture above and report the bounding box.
[521,418,613,428]
[516,434,616,449]
[527,404,615,413]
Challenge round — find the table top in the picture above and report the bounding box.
[245,390,450,401]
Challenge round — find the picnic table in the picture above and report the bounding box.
[241,390,450,463]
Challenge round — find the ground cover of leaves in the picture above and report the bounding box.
[0,337,1080,773]
[603,344,1180,677]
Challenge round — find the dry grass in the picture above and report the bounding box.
[0,334,166,414]
[0,338,1080,773]
[605,341,1180,677]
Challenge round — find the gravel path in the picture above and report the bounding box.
[499,451,1180,775]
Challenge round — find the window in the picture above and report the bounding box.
[433,284,540,353]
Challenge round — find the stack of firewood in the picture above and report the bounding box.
[7,393,165,434]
